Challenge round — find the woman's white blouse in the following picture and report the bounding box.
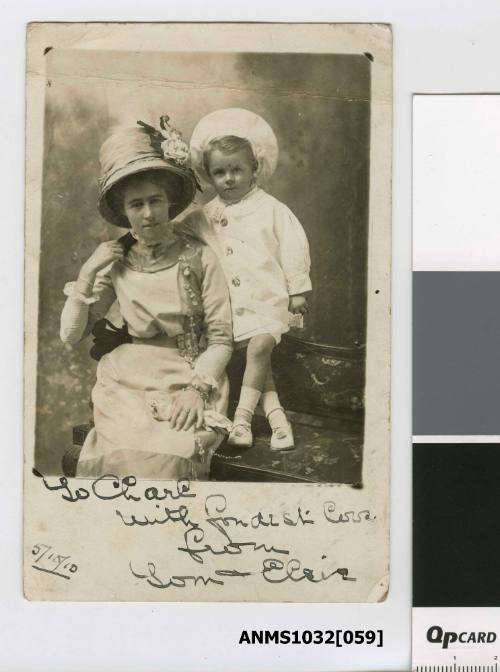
[60,243,233,383]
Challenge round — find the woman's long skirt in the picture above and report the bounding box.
[76,342,229,480]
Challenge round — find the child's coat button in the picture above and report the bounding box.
[231,277,241,287]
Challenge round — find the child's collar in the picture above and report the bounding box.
[219,183,260,206]
[208,186,269,222]
[213,185,267,217]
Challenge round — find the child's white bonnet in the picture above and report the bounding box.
[190,108,279,185]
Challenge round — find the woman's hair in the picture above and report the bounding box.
[106,169,184,219]
[202,135,258,175]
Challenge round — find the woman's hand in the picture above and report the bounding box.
[167,388,205,431]
[81,240,125,277]
[289,294,308,314]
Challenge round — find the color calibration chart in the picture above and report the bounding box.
[412,95,500,670]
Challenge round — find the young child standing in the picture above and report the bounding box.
[187,108,312,451]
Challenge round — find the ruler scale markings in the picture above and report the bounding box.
[418,667,500,672]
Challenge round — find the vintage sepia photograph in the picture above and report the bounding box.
[38,46,372,485]
[25,23,391,602]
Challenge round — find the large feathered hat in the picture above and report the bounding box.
[98,116,199,227]
[189,108,279,185]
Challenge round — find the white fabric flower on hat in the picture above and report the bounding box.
[160,136,189,166]
[190,108,279,185]
[158,115,190,166]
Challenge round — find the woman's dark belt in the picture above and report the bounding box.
[90,318,180,360]
[90,319,132,361]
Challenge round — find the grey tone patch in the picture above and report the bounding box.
[414,272,500,435]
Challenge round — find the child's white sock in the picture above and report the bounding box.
[234,386,261,426]
[261,389,288,429]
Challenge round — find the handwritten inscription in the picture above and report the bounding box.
[32,543,78,580]
[33,471,376,592]
[129,557,354,590]
[32,470,194,503]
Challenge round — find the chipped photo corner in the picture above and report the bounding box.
[24,23,391,602]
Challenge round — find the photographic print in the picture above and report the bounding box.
[25,23,391,601]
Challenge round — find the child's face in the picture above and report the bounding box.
[207,149,256,203]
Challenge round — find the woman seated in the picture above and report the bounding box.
[60,116,233,480]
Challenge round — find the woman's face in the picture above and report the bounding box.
[123,179,171,244]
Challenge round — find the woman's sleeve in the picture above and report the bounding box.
[60,267,117,345]
[193,245,233,383]
[274,203,312,296]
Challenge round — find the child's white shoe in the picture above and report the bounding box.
[228,422,253,448]
[270,421,295,452]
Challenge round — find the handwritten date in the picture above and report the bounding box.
[31,543,78,580]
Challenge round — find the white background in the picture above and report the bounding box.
[414,95,500,271]
[2,1,500,670]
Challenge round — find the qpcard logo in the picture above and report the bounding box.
[427,625,497,649]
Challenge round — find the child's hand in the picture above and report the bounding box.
[289,294,308,315]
